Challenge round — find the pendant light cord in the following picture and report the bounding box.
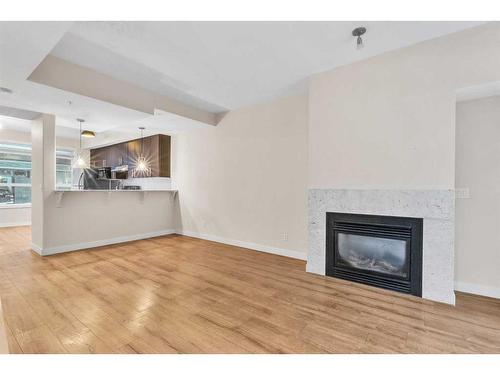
[141,128,144,156]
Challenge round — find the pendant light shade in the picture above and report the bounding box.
[132,126,151,177]
[81,130,96,138]
[73,118,87,169]
[75,155,86,168]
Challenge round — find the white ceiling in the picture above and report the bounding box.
[0,22,71,90]
[51,21,484,111]
[0,114,79,139]
[0,21,486,144]
[0,21,153,136]
[0,115,32,132]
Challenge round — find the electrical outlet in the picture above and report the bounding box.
[281,232,288,241]
[455,188,470,199]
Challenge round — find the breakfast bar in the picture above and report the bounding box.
[31,116,178,256]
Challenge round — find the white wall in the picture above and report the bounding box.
[0,205,31,227]
[306,23,500,303]
[455,96,500,298]
[173,94,308,258]
[0,127,79,227]
[39,191,176,254]
[309,22,500,189]
[31,114,55,249]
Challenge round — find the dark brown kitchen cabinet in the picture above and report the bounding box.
[158,134,171,177]
[90,134,171,177]
[107,142,127,167]
[143,134,170,177]
[126,139,142,167]
[90,147,107,167]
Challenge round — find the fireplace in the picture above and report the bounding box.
[326,212,423,296]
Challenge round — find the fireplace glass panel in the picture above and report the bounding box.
[337,233,408,278]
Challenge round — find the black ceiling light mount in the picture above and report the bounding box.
[352,27,367,50]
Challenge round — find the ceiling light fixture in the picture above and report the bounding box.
[132,126,151,177]
[81,130,96,138]
[74,118,87,169]
[352,27,366,50]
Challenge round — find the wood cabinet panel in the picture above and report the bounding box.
[108,142,127,167]
[90,147,107,168]
[144,136,159,177]
[90,134,171,177]
[158,134,171,177]
[126,139,141,169]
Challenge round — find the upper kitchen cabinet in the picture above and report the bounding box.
[90,146,108,167]
[158,134,171,177]
[125,139,142,168]
[90,134,171,178]
[107,142,127,167]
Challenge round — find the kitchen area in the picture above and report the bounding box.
[31,115,178,256]
[71,125,173,192]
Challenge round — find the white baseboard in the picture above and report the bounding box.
[30,227,306,261]
[177,230,307,260]
[31,243,42,255]
[31,229,176,256]
[0,221,31,228]
[455,281,500,299]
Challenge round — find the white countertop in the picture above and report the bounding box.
[54,189,177,192]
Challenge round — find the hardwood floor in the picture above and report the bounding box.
[0,226,499,354]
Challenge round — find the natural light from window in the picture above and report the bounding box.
[0,142,74,205]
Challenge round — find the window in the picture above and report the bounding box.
[55,148,74,191]
[0,143,31,205]
[0,143,74,205]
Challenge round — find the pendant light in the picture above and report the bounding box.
[74,118,87,168]
[352,27,366,50]
[132,126,151,177]
[81,129,96,138]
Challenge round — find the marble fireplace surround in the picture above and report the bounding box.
[307,189,455,305]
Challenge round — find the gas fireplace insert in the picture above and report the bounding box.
[325,212,423,297]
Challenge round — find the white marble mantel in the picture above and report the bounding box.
[307,189,455,305]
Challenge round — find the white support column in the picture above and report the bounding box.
[31,114,56,254]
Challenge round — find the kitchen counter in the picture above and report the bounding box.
[53,188,177,208]
[54,189,177,192]
[34,187,177,256]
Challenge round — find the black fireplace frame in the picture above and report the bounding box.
[326,212,423,297]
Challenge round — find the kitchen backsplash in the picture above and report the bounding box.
[123,177,172,190]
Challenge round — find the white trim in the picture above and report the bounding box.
[455,281,500,299]
[0,183,31,187]
[29,227,307,261]
[0,221,31,228]
[177,230,307,260]
[31,229,176,256]
[0,203,31,209]
[31,243,42,255]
